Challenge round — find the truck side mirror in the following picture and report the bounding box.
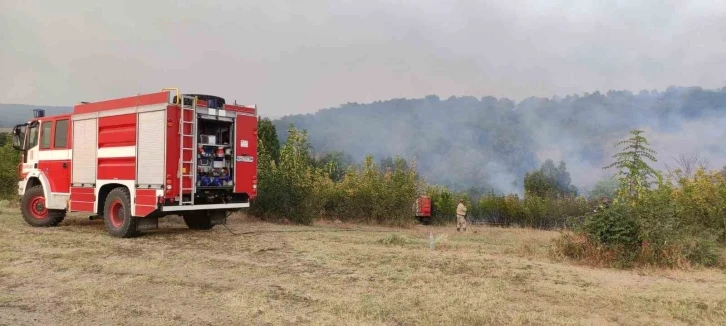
[11,124,26,151]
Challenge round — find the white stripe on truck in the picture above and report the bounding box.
[97,146,136,158]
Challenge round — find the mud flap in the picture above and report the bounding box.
[137,217,159,230]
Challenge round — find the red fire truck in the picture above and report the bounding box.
[9,88,258,237]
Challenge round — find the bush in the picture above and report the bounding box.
[250,126,323,225]
[324,155,419,226]
[427,186,458,225]
[554,171,725,269]
[251,125,419,226]
[581,203,640,250]
[553,130,725,269]
[0,134,20,200]
[670,169,726,244]
[468,191,595,229]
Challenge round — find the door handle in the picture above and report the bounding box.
[62,162,67,168]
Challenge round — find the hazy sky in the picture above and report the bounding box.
[2,0,726,117]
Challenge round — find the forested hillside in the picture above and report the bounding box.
[274,86,726,194]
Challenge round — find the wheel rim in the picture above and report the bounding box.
[29,196,47,219]
[109,200,125,228]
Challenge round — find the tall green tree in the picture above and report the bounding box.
[603,129,658,204]
[257,118,280,164]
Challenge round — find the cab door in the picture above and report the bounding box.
[233,113,258,199]
[20,121,41,178]
[37,118,72,194]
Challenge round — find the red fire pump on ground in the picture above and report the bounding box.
[413,195,432,225]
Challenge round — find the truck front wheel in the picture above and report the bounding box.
[20,185,65,227]
[103,187,139,238]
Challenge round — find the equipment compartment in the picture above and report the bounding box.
[196,116,234,190]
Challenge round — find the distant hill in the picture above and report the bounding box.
[0,104,72,127]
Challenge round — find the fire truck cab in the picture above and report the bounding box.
[10,89,258,237]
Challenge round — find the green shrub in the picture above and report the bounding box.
[251,125,419,226]
[581,203,640,250]
[427,186,458,225]
[471,191,595,229]
[327,155,418,226]
[250,126,322,225]
[0,134,21,200]
[553,130,725,269]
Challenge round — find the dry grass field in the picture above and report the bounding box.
[1,201,725,326]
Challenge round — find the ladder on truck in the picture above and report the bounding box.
[178,95,198,205]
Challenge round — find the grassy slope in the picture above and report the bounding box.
[0,203,724,325]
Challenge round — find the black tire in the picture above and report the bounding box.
[183,211,214,230]
[20,185,65,227]
[103,187,139,238]
[416,216,431,225]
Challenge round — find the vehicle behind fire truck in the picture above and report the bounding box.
[10,89,258,237]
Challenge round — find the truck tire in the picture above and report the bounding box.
[183,211,214,230]
[103,187,139,238]
[20,185,65,227]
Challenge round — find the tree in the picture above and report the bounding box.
[665,153,709,181]
[603,129,658,204]
[589,178,618,199]
[258,118,280,164]
[314,151,354,182]
[524,170,551,198]
[379,156,412,175]
[252,124,321,224]
[524,159,577,197]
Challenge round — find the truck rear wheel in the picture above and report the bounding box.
[103,187,139,238]
[20,185,65,227]
[183,211,214,230]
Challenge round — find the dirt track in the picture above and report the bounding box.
[1,204,725,325]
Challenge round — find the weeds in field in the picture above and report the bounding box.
[376,234,411,246]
